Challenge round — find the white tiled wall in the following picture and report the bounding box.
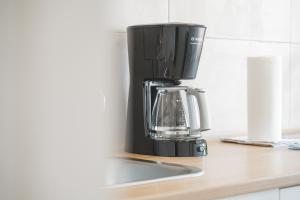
[110,0,300,133]
[291,0,300,43]
[169,0,291,42]
[291,44,300,128]
[107,0,168,31]
[290,0,300,128]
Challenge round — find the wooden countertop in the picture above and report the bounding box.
[111,133,300,200]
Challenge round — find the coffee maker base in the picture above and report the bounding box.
[153,139,208,157]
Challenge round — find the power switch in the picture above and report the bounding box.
[192,139,208,156]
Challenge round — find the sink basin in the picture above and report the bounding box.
[105,157,203,187]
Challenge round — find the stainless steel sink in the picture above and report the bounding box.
[105,157,203,187]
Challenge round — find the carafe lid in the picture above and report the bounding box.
[156,86,189,91]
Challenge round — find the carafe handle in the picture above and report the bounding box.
[188,88,210,131]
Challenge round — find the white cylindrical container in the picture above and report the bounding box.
[247,56,282,142]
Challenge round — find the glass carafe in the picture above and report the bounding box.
[150,86,210,140]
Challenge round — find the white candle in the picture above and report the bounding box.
[247,56,282,142]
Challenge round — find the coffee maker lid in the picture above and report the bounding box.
[127,23,206,30]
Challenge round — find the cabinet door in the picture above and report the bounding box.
[220,189,279,200]
[280,185,300,200]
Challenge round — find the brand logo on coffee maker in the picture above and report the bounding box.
[190,36,202,44]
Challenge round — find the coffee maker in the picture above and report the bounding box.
[126,23,210,157]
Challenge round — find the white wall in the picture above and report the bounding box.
[109,0,300,134]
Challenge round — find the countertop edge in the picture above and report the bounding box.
[121,174,300,200]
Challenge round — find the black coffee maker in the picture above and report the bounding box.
[126,23,210,157]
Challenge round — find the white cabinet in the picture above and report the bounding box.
[219,189,279,200]
[217,185,300,200]
[280,185,300,200]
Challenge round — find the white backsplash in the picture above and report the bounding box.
[108,0,300,134]
[291,44,300,128]
[291,0,300,43]
[169,0,291,42]
[106,0,168,31]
